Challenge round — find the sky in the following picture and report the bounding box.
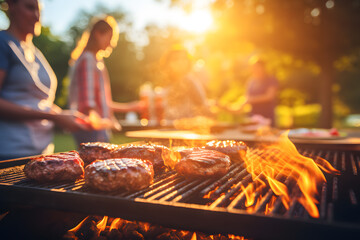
[0,0,213,41]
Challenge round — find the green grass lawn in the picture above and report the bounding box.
[53,131,140,152]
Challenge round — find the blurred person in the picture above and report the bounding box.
[160,45,212,120]
[0,0,86,160]
[68,16,143,147]
[225,58,278,126]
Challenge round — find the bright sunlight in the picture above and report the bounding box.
[177,9,214,34]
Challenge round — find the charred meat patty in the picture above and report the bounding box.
[112,144,170,172]
[204,140,247,163]
[85,158,154,192]
[78,142,119,165]
[175,148,230,178]
[24,151,84,182]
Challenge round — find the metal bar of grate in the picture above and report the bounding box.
[172,178,213,202]
[125,171,178,198]
[199,162,244,196]
[350,153,357,176]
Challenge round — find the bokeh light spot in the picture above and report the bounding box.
[326,0,335,9]
[311,8,320,17]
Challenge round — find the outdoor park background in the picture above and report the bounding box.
[1,0,360,151]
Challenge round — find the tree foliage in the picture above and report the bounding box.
[168,0,360,127]
[209,0,360,61]
[65,4,142,103]
[33,4,143,107]
[33,27,71,105]
[23,0,360,126]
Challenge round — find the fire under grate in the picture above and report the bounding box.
[0,148,360,239]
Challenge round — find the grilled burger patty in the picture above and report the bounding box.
[175,148,231,178]
[85,158,154,191]
[204,140,248,163]
[112,144,170,172]
[78,142,119,165]
[24,151,84,182]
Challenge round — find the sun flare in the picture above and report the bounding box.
[178,9,214,33]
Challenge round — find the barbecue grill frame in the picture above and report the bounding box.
[1,179,359,240]
[1,147,360,240]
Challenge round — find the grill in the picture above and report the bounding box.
[0,146,360,239]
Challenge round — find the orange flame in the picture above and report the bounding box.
[203,186,219,199]
[109,218,121,231]
[162,146,182,170]
[265,168,290,210]
[243,130,339,218]
[314,156,340,174]
[162,139,207,170]
[264,196,277,214]
[139,222,151,232]
[68,216,89,233]
[228,234,247,239]
[241,184,256,208]
[96,216,108,232]
[246,198,261,213]
[191,232,197,240]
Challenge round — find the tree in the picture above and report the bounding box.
[207,0,360,127]
[33,26,71,106]
[58,4,142,104]
[168,0,360,127]
[140,25,191,87]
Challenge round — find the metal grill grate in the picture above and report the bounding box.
[1,148,360,239]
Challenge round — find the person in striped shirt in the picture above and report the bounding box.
[68,16,142,146]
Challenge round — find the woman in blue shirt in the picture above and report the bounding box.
[0,0,85,160]
[245,59,278,123]
[224,59,278,126]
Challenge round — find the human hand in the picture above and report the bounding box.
[53,111,90,132]
[218,101,246,113]
[210,100,230,113]
[231,102,246,113]
[216,101,238,112]
[111,116,122,131]
[133,100,147,113]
